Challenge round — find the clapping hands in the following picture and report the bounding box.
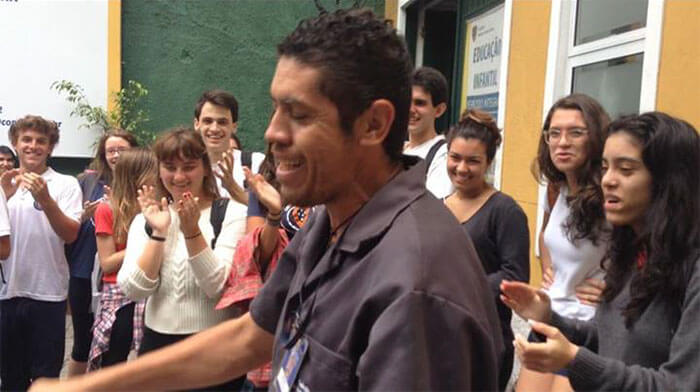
[244,167,281,215]
[176,192,201,238]
[0,168,23,198]
[137,185,171,234]
[214,149,248,205]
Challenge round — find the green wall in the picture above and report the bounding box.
[122,0,384,152]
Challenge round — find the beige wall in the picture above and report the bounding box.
[656,0,700,129]
[108,0,121,111]
[385,0,398,26]
[500,0,551,286]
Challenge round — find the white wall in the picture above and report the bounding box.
[0,0,108,157]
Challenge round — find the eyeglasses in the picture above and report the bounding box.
[543,128,588,144]
[106,147,129,156]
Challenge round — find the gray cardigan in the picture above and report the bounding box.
[551,256,700,391]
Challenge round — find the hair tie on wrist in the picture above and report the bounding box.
[184,231,202,240]
[267,210,282,220]
[266,212,281,227]
[149,234,166,242]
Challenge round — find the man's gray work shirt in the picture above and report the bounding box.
[250,156,504,391]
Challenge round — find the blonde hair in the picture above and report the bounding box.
[110,148,158,244]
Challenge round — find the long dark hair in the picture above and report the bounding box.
[532,94,610,244]
[602,112,700,327]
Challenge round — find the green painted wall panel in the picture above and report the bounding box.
[122,0,384,152]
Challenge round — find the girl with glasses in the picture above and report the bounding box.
[519,94,611,392]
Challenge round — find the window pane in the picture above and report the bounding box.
[572,53,643,119]
[575,0,648,45]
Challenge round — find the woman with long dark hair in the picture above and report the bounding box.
[522,94,611,391]
[442,109,529,390]
[502,112,700,391]
[117,128,247,391]
[65,129,137,376]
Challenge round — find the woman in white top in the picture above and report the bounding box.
[518,94,611,392]
[117,128,246,391]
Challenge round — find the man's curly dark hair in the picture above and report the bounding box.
[277,8,412,162]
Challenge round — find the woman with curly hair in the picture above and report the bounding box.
[520,94,611,392]
[502,112,700,391]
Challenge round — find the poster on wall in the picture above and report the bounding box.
[460,4,504,119]
[0,0,108,157]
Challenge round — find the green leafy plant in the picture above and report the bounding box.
[51,79,154,146]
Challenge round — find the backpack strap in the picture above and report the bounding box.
[209,198,229,249]
[143,198,229,248]
[240,151,253,190]
[241,151,252,170]
[424,139,446,174]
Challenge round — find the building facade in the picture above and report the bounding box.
[388,0,700,284]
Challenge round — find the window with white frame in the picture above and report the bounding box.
[546,0,664,118]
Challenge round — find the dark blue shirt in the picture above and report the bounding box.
[66,172,105,279]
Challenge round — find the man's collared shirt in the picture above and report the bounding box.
[250,156,504,391]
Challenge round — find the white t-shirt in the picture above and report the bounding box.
[543,186,608,320]
[213,149,265,198]
[0,188,10,238]
[404,135,454,199]
[0,168,82,302]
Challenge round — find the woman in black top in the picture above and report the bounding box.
[443,109,530,390]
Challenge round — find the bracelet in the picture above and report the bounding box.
[149,234,166,242]
[184,231,202,240]
[266,212,281,227]
[267,210,282,220]
[266,217,281,227]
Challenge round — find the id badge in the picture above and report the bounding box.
[273,336,309,392]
